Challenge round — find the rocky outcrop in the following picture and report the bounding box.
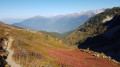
[0,37,21,67]
[0,37,9,67]
[102,16,113,23]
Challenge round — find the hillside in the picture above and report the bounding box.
[12,9,105,33]
[0,21,119,67]
[66,7,120,62]
[39,30,73,40]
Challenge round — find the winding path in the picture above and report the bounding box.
[6,37,21,67]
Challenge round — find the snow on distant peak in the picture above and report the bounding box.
[65,8,106,17]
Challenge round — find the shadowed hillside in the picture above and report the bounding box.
[66,7,120,62]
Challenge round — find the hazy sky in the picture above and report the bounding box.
[0,0,119,19]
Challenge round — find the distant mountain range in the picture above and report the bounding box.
[13,8,105,33]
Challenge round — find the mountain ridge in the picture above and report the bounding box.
[66,7,120,62]
[13,8,106,33]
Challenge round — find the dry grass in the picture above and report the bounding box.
[0,22,119,67]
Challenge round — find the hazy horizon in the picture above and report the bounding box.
[0,0,119,19]
[1,8,105,24]
[0,8,106,19]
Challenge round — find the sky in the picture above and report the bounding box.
[0,0,120,19]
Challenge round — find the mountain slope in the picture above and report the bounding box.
[13,9,105,33]
[0,21,119,67]
[66,7,120,62]
[39,30,73,40]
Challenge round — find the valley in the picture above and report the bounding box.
[12,9,105,34]
[0,18,119,66]
[0,0,120,66]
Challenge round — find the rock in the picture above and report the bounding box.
[93,54,99,57]
[108,56,111,59]
[0,37,10,50]
[5,64,10,67]
[0,37,13,67]
[113,59,119,63]
[0,55,8,67]
[93,54,96,56]
[96,54,99,57]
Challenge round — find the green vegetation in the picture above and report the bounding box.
[66,7,120,62]
[66,7,120,45]
[39,30,73,40]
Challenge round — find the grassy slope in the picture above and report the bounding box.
[0,22,69,67]
[39,30,73,40]
[0,22,119,67]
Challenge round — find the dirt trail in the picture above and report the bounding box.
[6,37,21,67]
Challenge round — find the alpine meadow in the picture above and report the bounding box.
[0,0,120,67]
